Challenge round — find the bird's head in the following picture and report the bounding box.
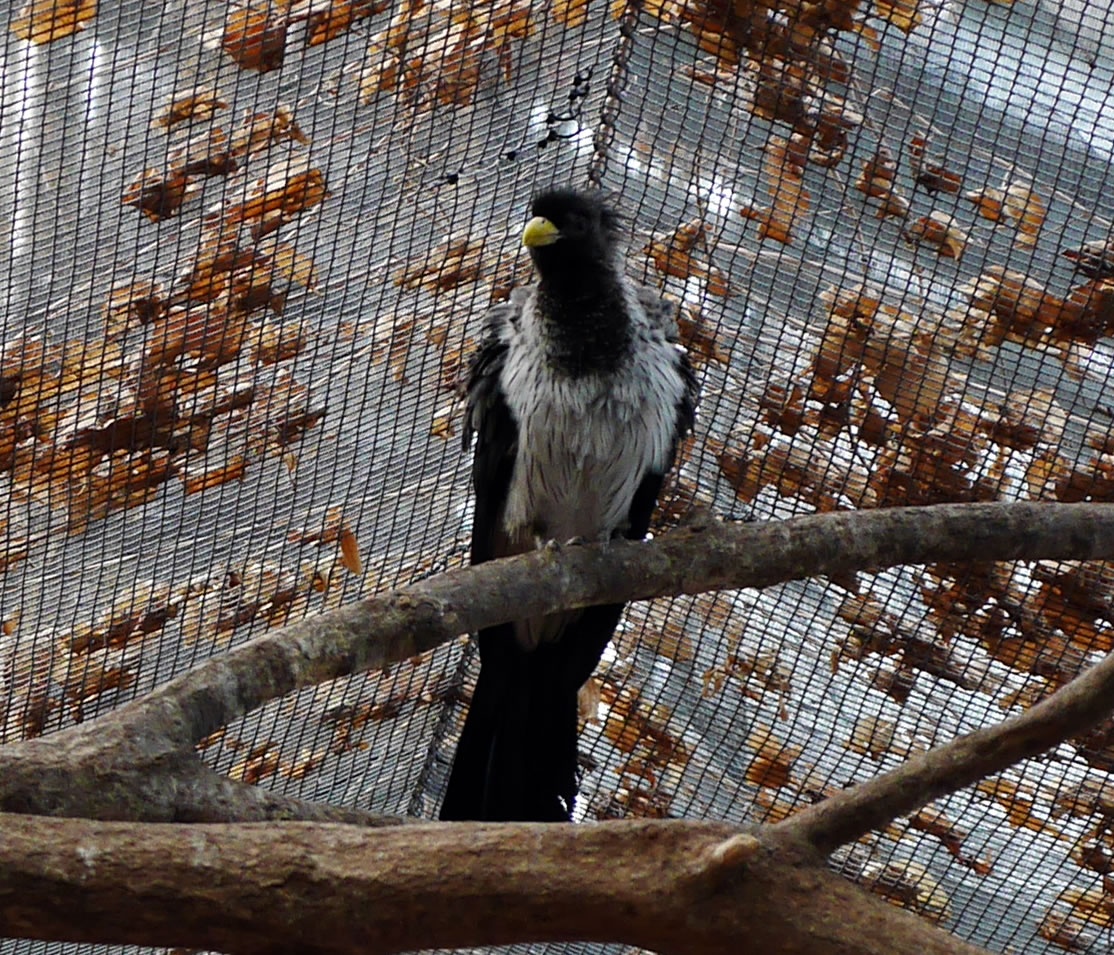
[521,189,623,282]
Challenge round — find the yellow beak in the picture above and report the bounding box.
[522,216,560,248]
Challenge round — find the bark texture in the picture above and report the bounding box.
[1,815,988,955]
[1,502,1112,953]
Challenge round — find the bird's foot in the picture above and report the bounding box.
[540,534,605,552]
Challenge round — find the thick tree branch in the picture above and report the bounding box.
[0,814,989,955]
[0,732,407,825]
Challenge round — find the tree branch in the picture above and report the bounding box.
[1,502,1111,953]
[0,814,989,955]
[1,502,1110,823]
[782,643,1114,854]
[109,501,1114,744]
[0,732,407,825]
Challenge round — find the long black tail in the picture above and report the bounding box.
[439,605,623,822]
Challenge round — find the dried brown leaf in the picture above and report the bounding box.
[306,0,390,45]
[229,742,282,784]
[855,146,897,199]
[395,237,486,293]
[338,525,363,576]
[552,0,590,28]
[907,135,962,195]
[903,211,969,259]
[1004,181,1046,247]
[121,168,198,222]
[676,306,730,366]
[272,242,320,290]
[180,455,249,495]
[229,106,310,158]
[153,89,228,130]
[643,221,730,294]
[964,186,1005,222]
[223,5,287,72]
[11,0,96,44]
[740,136,811,244]
[224,157,329,227]
[873,0,921,31]
[744,723,800,789]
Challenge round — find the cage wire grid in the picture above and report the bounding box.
[1,0,1114,953]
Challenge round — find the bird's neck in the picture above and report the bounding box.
[534,267,632,378]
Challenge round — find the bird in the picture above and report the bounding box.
[1062,237,1114,279]
[439,188,698,822]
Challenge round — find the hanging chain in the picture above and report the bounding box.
[587,0,642,190]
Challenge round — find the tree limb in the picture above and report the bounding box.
[782,641,1114,854]
[96,501,1114,745]
[1,501,1110,823]
[0,813,989,955]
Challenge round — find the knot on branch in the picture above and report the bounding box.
[698,832,762,882]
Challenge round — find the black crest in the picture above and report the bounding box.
[530,188,624,245]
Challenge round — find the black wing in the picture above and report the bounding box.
[463,299,520,565]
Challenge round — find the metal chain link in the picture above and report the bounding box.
[587,0,642,189]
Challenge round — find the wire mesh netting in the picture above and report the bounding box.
[2,0,1114,952]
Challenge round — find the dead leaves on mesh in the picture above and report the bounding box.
[4,578,185,740]
[595,680,687,818]
[216,0,391,73]
[964,180,1046,248]
[702,650,792,720]
[717,279,1111,517]
[832,593,983,696]
[918,559,1114,706]
[977,777,1064,839]
[670,0,857,99]
[675,306,731,367]
[5,101,332,543]
[223,155,329,228]
[911,808,993,874]
[222,4,288,72]
[741,137,811,244]
[852,137,1047,257]
[744,723,801,789]
[394,237,486,293]
[177,562,308,647]
[10,0,96,44]
[191,652,456,781]
[323,671,457,755]
[643,220,731,296]
[714,431,876,512]
[307,0,392,45]
[0,308,324,539]
[842,851,953,923]
[359,0,535,109]
[123,105,312,223]
[957,266,1114,382]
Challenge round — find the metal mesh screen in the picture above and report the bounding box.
[2,0,1114,952]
